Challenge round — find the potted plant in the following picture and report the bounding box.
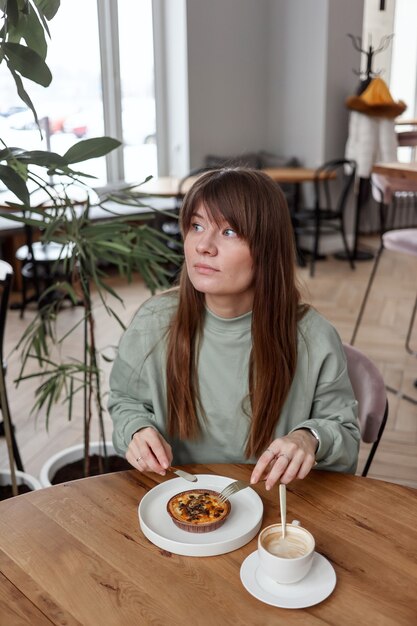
[0,139,181,486]
[0,261,42,499]
[0,0,182,487]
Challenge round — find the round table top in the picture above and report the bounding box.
[0,464,416,624]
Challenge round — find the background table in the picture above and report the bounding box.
[372,161,417,182]
[1,464,416,625]
[130,167,336,198]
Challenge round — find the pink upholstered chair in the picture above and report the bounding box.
[343,343,388,477]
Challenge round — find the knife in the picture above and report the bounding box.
[168,466,198,482]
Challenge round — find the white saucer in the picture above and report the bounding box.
[138,474,263,557]
[240,551,336,609]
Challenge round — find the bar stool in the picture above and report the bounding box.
[0,260,24,471]
[350,228,417,405]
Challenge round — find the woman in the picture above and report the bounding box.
[109,168,359,489]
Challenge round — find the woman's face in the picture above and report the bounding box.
[183,203,254,318]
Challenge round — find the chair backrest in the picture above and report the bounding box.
[343,343,389,476]
[314,159,356,215]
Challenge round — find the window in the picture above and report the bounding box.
[0,0,157,186]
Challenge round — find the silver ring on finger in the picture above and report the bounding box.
[277,453,291,462]
[136,456,143,463]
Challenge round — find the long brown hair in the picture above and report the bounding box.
[166,168,308,457]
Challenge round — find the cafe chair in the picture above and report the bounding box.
[15,219,75,318]
[343,343,388,477]
[291,158,356,277]
[0,261,24,471]
[350,228,417,406]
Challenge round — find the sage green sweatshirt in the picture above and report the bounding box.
[108,292,360,472]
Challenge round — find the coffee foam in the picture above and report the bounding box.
[262,530,311,559]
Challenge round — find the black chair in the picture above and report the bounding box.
[15,213,75,318]
[291,159,357,276]
[0,261,24,471]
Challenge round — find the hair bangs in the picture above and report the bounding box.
[180,169,261,241]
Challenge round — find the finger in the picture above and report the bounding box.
[295,455,315,480]
[143,435,172,473]
[130,429,171,474]
[250,448,277,484]
[278,451,305,485]
[264,454,292,490]
[125,448,144,470]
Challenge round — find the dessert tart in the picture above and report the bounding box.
[167,489,231,533]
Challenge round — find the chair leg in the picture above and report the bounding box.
[405,295,417,357]
[340,219,355,270]
[361,401,389,477]
[310,216,320,277]
[350,243,384,345]
[384,293,417,405]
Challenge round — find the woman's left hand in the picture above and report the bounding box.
[250,429,318,490]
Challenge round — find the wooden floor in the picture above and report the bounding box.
[1,235,417,487]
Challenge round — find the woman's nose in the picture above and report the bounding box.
[196,231,217,255]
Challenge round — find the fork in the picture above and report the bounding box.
[218,479,248,503]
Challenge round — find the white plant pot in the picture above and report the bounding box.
[0,469,42,494]
[39,441,116,487]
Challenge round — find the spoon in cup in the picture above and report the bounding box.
[279,483,286,539]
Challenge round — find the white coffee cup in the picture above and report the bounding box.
[258,521,315,584]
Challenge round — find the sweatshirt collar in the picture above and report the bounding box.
[204,306,252,333]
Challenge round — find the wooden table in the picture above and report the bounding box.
[263,166,336,184]
[373,161,417,182]
[131,167,335,199]
[0,464,416,625]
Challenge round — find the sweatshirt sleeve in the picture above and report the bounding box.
[291,316,360,474]
[108,301,167,456]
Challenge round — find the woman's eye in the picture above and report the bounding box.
[191,222,203,232]
[223,228,237,237]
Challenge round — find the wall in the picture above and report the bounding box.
[182,0,364,170]
[186,0,268,169]
[266,0,364,167]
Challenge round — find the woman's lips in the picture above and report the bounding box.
[194,263,219,274]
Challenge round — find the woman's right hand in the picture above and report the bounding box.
[126,427,173,475]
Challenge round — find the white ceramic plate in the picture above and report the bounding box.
[240,551,336,609]
[138,474,263,557]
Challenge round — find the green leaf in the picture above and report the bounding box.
[23,5,48,59]
[34,0,60,21]
[7,3,48,59]
[63,137,121,164]
[6,61,41,128]
[16,149,68,168]
[0,146,26,161]
[3,42,52,86]
[0,164,29,204]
